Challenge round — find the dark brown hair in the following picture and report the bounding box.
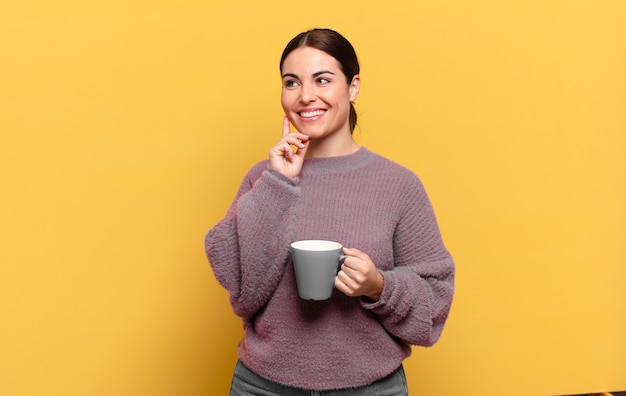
[280,28,360,132]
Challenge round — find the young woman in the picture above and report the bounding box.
[205,28,455,395]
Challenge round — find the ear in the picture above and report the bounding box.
[349,75,360,102]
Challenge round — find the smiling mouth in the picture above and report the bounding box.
[298,110,325,118]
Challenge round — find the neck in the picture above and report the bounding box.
[305,133,360,159]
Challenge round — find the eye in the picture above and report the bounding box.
[283,79,300,88]
[317,77,331,85]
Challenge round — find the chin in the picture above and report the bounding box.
[302,130,327,139]
[293,125,314,135]
[296,122,327,136]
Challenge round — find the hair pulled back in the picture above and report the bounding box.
[280,28,360,132]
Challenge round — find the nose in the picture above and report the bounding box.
[299,82,315,104]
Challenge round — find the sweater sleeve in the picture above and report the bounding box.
[361,177,455,347]
[205,163,301,320]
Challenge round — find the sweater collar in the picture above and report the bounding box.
[300,147,374,175]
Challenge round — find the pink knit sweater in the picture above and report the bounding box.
[205,147,454,390]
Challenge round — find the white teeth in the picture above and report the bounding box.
[300,110,325,118]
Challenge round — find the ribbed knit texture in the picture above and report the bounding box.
[205,147,454,390]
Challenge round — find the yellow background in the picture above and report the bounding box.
[1,0,625,395]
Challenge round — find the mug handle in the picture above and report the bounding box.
[338,254,350,270]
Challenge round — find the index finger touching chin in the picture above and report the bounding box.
[282,116,291,137]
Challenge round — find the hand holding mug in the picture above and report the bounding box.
[335,247,384,301]
[290,241,383,301]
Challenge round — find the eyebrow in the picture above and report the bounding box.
[281,70,336,79]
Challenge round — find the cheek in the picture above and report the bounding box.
[328,88,350,105]
[280,91,293,111]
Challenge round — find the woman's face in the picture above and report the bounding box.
[281,46,359,141]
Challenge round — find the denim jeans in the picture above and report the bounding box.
[229,360,408,396]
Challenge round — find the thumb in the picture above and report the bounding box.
[342,247,367,259]
[295,137,309,157]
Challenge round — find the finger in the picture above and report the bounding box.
[282,117,310,143]
[282,116,291,138]
[284,135,308,149]
[340,264,366,283]
[282,143,294,161]
[334,277,350,294]
[339,256,360,272]
[342,247,369,261]
[335,271,358,292]
[295,136,309,156]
